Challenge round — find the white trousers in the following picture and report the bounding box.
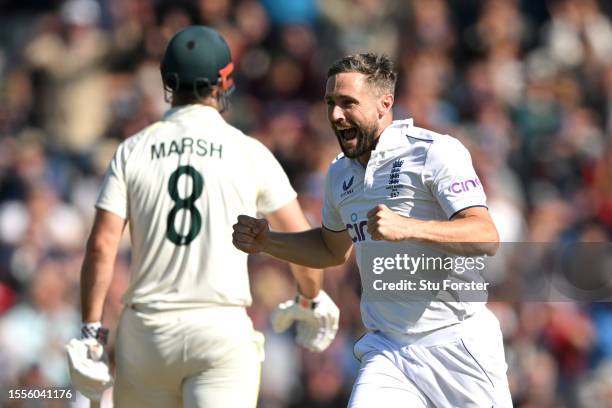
[349,308,513,407]
[113,306,264,408]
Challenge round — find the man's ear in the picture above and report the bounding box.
[378,93,394,117]
[210,86,220,98]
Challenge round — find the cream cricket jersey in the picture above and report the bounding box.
[322,119,489,334]
[96,105,296,310]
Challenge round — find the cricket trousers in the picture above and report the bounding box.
[349,307,513,407]
[113,305,264,408]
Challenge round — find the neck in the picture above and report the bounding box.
[356,151,371,167]
[171,95,220,110]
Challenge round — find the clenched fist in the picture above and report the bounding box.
[232,215,270,253]
[366,204,413,241]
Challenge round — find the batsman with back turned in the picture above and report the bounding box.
[65,25,339,407]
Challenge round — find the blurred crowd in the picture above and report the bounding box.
[0,0,611,407]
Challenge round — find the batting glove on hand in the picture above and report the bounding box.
[271,290,339,352]
[66,324,113,401]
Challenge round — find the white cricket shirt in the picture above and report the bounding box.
[322,119,489,334]
[96,105,296,310]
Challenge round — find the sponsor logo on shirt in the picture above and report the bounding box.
[448,177,481,194]
[346,212,367,242]
[341,175,355,198]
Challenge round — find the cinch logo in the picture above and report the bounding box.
[347,221,368,242]
[346,212,367,242]
[449,177,481,193]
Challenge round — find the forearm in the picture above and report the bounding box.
[80,210,126,323]
[407,217,499,256]
[289,264,322,298]
[80,250,116,323]
[265,228,345,268]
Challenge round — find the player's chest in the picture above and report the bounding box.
[335,156,433,241]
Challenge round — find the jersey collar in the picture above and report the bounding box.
[162,104,223,122]
[346,118,414,171]
[372,118,414,153]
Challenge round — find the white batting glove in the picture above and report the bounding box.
[271,290,339,352]
[65,323,113,401]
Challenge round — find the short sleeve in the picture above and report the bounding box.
[321,168,346,231]
[423,137,487,219]
[253,142,297,215]
[96,144,129,219]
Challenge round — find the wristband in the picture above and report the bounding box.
[295,293,319,310]
[81,322,109,345]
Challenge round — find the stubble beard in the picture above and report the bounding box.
[335,120,379,159]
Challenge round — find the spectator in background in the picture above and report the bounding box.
[0,259,79,386]
[24,0,141,155]
[24,0,111,154]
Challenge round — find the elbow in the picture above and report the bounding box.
[316,250,349,268]
[481,241,499,257]
[330,249,351,267]
[86,239,107,258]
[463,223,499,256]
[328,258,345,268]
[481,226,500,256]
[317,257,344,268]
[85,233,117,261]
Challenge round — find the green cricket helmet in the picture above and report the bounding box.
[160,25,235,96]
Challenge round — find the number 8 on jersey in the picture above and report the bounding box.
[166,165,204,245]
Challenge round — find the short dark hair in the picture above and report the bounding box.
[327,53,397,95]
[170,84,214,106]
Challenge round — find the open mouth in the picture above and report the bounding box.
[338,127,357,141]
